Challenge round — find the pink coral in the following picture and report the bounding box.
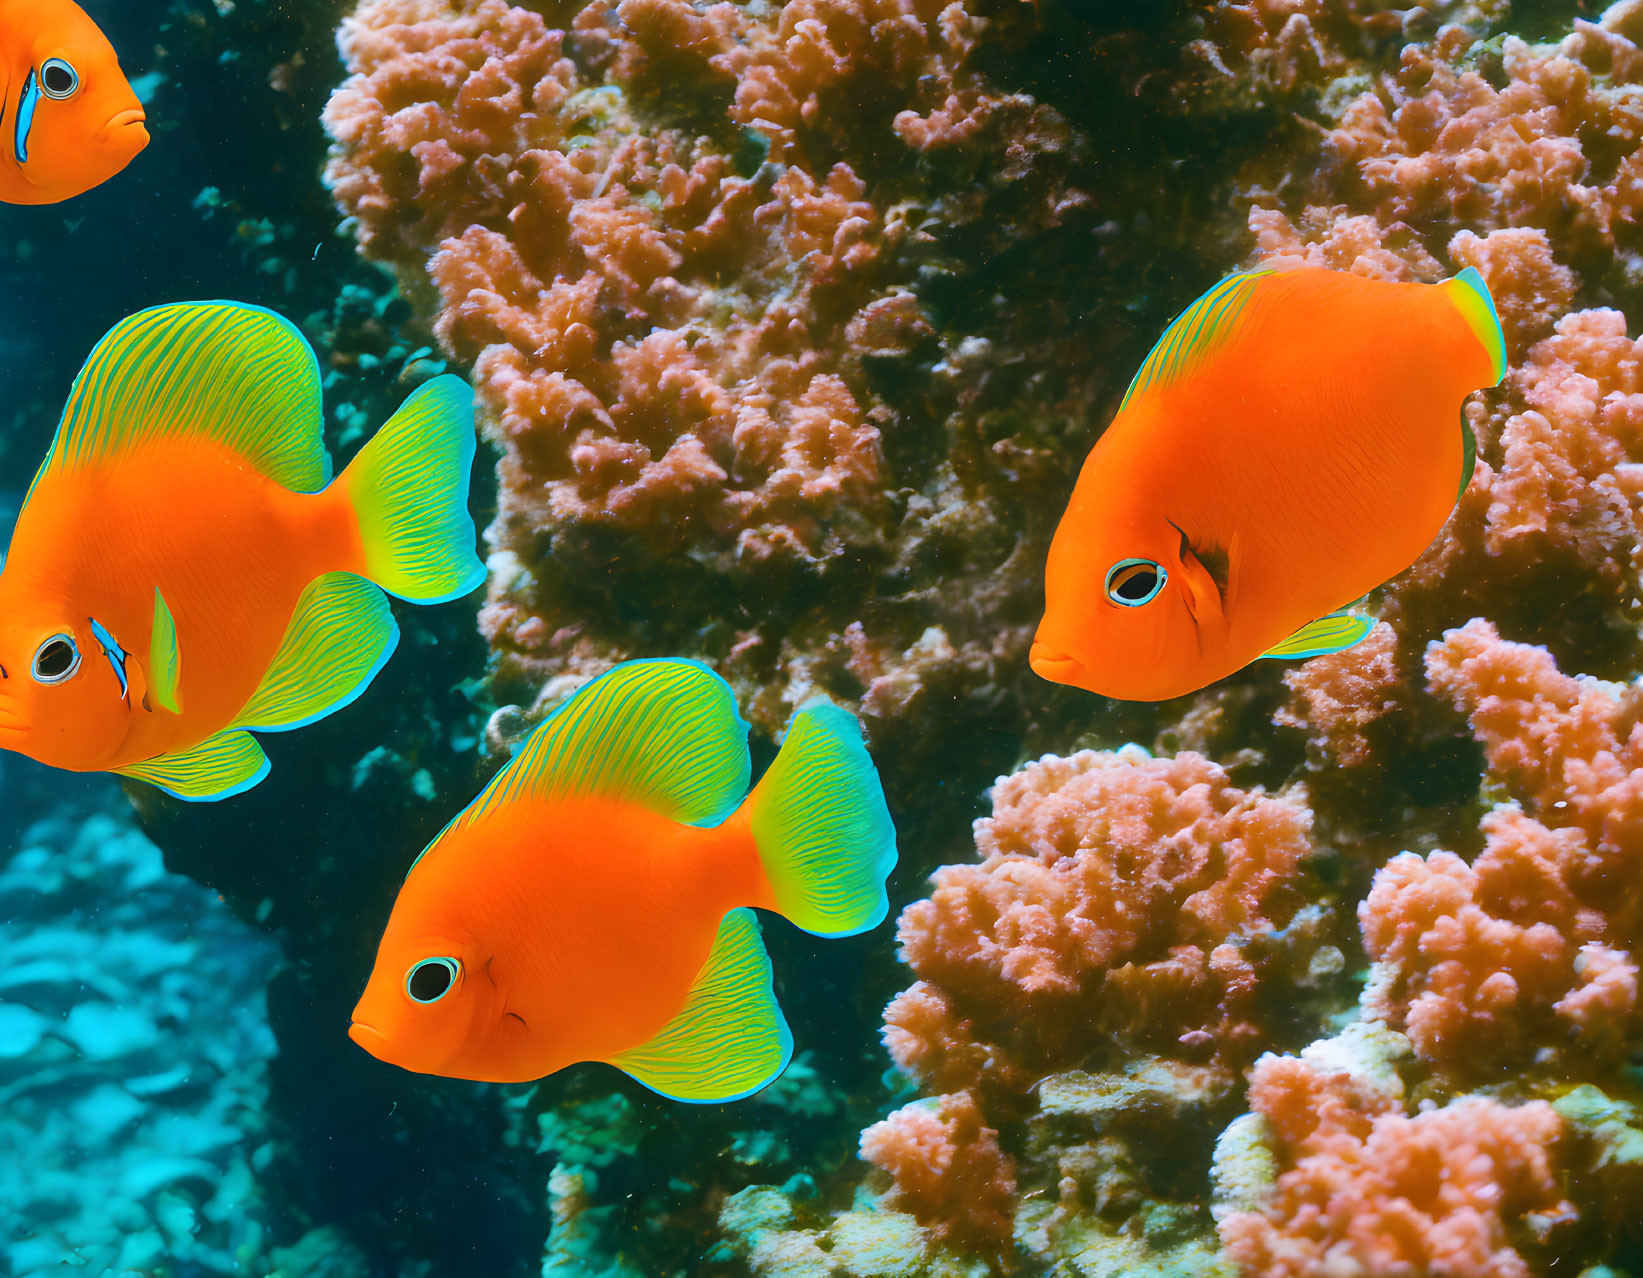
[858,1091,1017,1248]
[1220,1047,1574,1277]
[323,0,1125,760]
[1275,620,1403,768]
[1353,619,1643,1065]
[885,749,1317,1091]
[1427,617,1643,868]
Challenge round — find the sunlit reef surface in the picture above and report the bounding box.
[6,0,1643,1274]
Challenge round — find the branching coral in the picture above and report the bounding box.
[323,0,1117,767]
[858,1092,1016,1249]
[1274,620,1405,769]
[885,748,1321,1093]
[1217,1025,1576,1277]
[861,748,1342,1253]
[1357,618,1643,1066]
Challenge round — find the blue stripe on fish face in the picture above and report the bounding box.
[88,617,130,701]
[14,69,38,165]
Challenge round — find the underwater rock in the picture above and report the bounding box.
[0,803,279,1277]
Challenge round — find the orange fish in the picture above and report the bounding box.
[0,302,484,800]
[1030,266,1506,702]
[0,0,148,204]
[349,661,898,1100]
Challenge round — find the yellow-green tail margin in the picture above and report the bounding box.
[340,375,485,604]
[1447,266,1507,386]
[746,701,897,938]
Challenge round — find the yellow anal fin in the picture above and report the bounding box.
[232,572,397,733]
[118,730,269,802]
[1259,612,1376,661]
[608,908,792,1104]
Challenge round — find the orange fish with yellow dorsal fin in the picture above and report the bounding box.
[0,302,484,800]
[1030,266,1507,702]
[349,660,898,1100]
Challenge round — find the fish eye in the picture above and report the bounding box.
[39,59,78,100]
[1105,559,1167,607]
[405,957,460,1003]
[32,634,81,684]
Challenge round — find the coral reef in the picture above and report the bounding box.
[833,747,1342,1265]
[1243,13,1643,675]
[12,0,1643,1276]
[319,0,1426,802]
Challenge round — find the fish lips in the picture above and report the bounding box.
[348,1021,392,1060]
[0,700,29,733]
[102,109,150,153]
[1028,641,1084,686]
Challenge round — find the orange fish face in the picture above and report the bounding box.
[350,925,530,1082]
[1031,509,1230,703]
[0,611,133,769]
[7,0,148,204]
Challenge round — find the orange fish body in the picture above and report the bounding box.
[0,303,485,799]
[0,0,148,204]
[1031,267,1507,702]
[350,662,898,1100]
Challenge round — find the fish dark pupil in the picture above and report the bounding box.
[1116,570,1157,601]
[42,65,73,94]
[409,961,452,1001]
[36,641,73,677]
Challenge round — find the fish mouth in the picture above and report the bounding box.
[1028,642,1083,686]
[0,702,29,733]
[102,110,150,149]
[348,1022,390,1057]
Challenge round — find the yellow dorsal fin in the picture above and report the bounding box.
[25,303,329,511]
[1119,270,1273,411]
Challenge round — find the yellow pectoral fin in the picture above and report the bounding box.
[148,588,182,714]
[231,573,397,733]
[1259,613,1376,661]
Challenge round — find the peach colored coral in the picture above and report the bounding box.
[1220,1047,1574,1278]
[327,0,896,547]
[1275,620,1402,768]
[858,1091,1017,1248]
[885,749,1316,1093]
[323,0,1117,758]
[1353,619,1643,1066]
[1426,617,1643,850]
